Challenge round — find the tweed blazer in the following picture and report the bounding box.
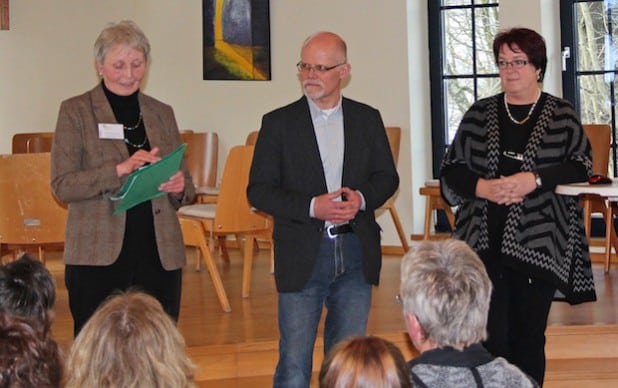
[50,84,195,270]
[247,96,399,292]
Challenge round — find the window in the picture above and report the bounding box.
[428,0,500,176]
[561,0,618,176]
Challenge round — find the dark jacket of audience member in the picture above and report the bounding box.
[400,240,539,387]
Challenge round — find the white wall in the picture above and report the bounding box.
[0,1,564,244]
[499,0,562,96]
[0,0,418,245]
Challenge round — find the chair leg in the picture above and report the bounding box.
[607,202,618,272]
[423,196,433,240]
[582,197,592,240]
[444,206,456,230]
[218,236,230,262]
[242,235,255,298]
[269,241,275,274]
[38,246,46,265]
[193,246,202,272]
[197,235,231,312]
[604,203,613,273]
[388,204,409,252]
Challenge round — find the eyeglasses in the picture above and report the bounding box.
[497,59,529,69]
[296,61,345,73]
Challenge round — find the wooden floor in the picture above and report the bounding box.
[38,246,618,386]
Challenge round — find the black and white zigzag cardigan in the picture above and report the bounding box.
[440,93,596,305]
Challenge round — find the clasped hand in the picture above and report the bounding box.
[313,187,361,224]
[116,147,185,195]
[476,172,537,205]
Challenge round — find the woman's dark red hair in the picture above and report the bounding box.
[493,27,547,81]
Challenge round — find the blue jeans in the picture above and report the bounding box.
[273,233,372,388]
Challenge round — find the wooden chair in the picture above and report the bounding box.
[245,130,259,146]
[380,126,410,252]
[178,216,231,312]
[582,124,616,271]
[244,130,274,272]
[12,132,54,154]
[178,145,271,299]
[0,153,67,263]
[180,131,219,203]
[418,180,456,240]
[180,131,225,269]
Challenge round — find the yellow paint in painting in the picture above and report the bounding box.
[215,0,223,40]
[212,0,266,80]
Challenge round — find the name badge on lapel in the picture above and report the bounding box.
[98,123,124,140]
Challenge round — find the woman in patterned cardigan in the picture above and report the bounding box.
[440,27,596,386]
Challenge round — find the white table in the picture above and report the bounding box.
[556,181,618,272]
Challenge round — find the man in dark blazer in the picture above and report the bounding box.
[247,31,399,388]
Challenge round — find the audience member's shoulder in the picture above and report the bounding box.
[483,357,540,387]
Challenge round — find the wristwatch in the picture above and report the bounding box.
[534,171,542,188]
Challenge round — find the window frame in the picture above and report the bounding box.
[560,0,618,176]
[428,0,500,177]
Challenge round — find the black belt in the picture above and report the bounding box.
[325,224,353,239]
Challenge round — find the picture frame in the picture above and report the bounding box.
[202,0,271,80]
[1,0,9,31]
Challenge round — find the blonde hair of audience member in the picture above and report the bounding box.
[64,291,195,388]
[400,239,492,352]
[0,313,62,388]
[319,336,412,388]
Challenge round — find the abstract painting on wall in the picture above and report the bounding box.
[0,0,9,31]
[203,0,271,80]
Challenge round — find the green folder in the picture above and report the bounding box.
[111,143,186,215]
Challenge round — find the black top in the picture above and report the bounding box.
[443,93,588,254]
[102,81,159,262]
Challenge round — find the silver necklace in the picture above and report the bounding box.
[124,136,147,149]
[123,111,143,131]
[504,90,540,125]
[123,112,147,148]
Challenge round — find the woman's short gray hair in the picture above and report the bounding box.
[399,239,492,349]
[94,20,150,66]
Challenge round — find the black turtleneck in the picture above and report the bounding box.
[101,81,158,261]
[102,81,151,154]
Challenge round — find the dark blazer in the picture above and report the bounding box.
[50,84,195,270]
[247,96,399,292]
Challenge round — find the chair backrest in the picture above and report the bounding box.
[180,132,218,189]
[0,153,67,245]
[583,124,611,175]
[245,130,259,146]
[12,132,54,154]
[385,126,401,166]
[214,145,269,234]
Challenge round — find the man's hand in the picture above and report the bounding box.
[313,187,361,224]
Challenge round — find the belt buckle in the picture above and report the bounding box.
[326,225,337,239]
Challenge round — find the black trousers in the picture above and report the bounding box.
[481,254,555,386]
[65,247,182,336]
